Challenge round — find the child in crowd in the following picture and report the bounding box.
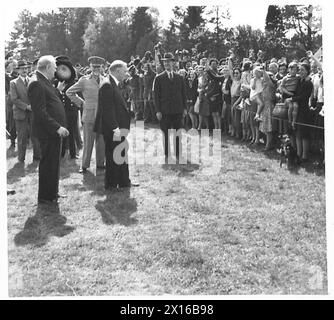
[240,61,253,141]
[250,66,264,122]
[279,62,300,129]
[249,66,263,144]
[233,84,251,142]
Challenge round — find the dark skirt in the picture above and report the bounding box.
[209,100,222,114]
[296,105,312,139]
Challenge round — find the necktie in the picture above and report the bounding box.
[24,78,28,87]
[169,72,173,80]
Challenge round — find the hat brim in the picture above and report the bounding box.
[56,60,76,81]
[17,65,30,69]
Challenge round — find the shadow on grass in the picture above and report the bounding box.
[14,204,75,247]
[59,158,81,179]
[95,189,138,226]
[7,146,18,158]
[81,170,105,196]
[7,162,26,185]
[161,163,200,177]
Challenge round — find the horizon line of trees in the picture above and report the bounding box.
[6,5,322,65]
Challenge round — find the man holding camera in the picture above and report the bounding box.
[153,52,187,163]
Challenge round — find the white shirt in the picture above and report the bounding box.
[110,74,119,86]
[167,71,174,79]
[19,75,29,85]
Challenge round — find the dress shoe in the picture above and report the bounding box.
[70,155,79,159]
[56,193,67,199]
[33,156,41,161]
[79,167,87,173]
[96,165,106,170]
[7,189,15,195]
[119,182,140,188]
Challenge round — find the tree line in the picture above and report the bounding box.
[6,5,322,65]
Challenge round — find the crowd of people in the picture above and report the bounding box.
[5,42,324,200]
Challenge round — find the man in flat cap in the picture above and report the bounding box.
[66,56,106,173]
[153,52,187,163]
[10,59,41,163]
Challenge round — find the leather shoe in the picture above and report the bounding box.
[56,193,67,199]
[33,156,41,161]
[7,189,15,195]
[79,167,87,173]
[96,165,106,170]
[119,182,140,188]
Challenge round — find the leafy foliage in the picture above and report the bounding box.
[5,5,322,64]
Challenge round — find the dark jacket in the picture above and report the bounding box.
[28,71,66,140]
[292,77,313,110]
[185,77,198,103]
[292,77,313,138]
[153,71,187,114]
[94,76,131,138]
[206,69,224,105]
[57,80,79,119]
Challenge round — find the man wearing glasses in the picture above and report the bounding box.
[66,56,106,173]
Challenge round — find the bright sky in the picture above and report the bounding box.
[2,0,271,42]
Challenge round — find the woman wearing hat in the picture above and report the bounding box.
[55,56,79,159]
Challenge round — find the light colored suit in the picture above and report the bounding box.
[10,76,40,161]
[66,74,105,168]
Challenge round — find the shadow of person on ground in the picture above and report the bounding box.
[25,160,39,174]
[59,158,80,179]
[81,170,105,196]
[14,204,75,247]
[162,162,200,177]
[95,189,138,226]
[6,146,18,159]
[7,162,26,185]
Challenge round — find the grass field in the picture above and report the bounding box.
[7,123,327,296]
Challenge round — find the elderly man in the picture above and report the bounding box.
[66,56,106,173]
[95,60,139,190]
[28,55,69,205]
[10,59,41,163]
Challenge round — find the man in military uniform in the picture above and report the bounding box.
[66,56,106,173]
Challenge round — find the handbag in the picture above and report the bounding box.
[272,102,289,120]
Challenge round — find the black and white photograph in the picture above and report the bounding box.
[1,0,332,299]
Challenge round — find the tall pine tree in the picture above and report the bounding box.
[265,5,286,58]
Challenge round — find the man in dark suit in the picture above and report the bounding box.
[10,60,41,163]
[27,55,69,205]
[153,52,187,163]
[95,60,139,190]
